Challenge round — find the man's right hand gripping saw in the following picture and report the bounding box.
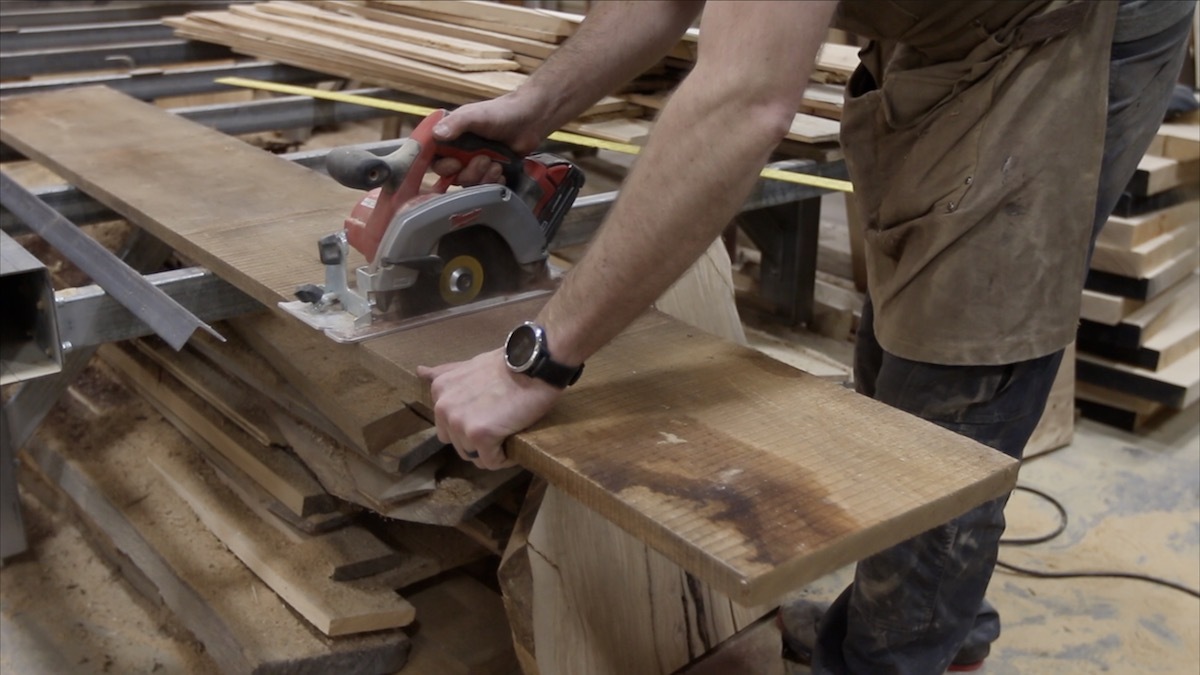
[417,1,839,470]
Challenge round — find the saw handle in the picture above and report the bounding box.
[433,131,524,190]
[326,147,394,191]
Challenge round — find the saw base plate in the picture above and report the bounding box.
[279,265,562,344]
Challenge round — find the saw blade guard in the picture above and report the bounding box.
[361,183,546,296]
[329,109,524,263]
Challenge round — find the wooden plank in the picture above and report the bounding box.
[1078,275,1200,371]
[318,1,557,59]
[256,1,515,59]
[677,612,785,675]
[152,444,417,637]
[1076,347,1200,409]
[371,0,573,42]
[1024,342,1075,457]
[99,343,337,518]
[23,373,410,674]
[815,42,858,80]
[1147,122,1200,161]
[787,112,841,144]
[1078,273,1199,349]
[1090,223,1198,277]
[233,312,429,456]
[362,299,1018,605]
[1079,288,1142,326]
[132,337,286,447]
[226,5,519,72]
[1096,199,1199,250]
[0,86,1018,607]
[1127,155,1200,196]
[1085,244,1199,300]
[1075,381,1169,432]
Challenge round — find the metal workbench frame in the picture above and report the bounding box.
[0,3,844,559]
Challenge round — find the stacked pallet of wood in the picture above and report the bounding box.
[164,0,851,147]
[1076,120,1200,431]
[24,304,524,672]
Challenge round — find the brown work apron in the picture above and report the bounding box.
[835,1,1119,365]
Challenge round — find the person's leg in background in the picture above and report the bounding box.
[792,7,1196,674]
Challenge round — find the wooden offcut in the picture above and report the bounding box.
[0,87,1017,606]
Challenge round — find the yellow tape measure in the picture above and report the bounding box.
[215,76,853,193]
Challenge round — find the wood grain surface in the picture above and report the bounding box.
[0,87,1017,605]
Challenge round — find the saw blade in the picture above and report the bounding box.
[378,226,547,319]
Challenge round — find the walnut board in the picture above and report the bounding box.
[0,87,1017,605]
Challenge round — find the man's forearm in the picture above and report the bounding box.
[536,1,838,366]
[517,0,703,137]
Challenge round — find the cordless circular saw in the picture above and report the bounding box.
[279,109,584,343]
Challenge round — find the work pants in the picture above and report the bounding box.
[810,10,1195,675]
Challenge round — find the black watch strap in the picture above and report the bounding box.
[528,355,584,389]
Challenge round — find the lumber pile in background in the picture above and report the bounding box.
[164,0,850,148]
[1077,120,1200,431]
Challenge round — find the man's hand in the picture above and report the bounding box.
[431,93,549,186]
[418,349,563,470]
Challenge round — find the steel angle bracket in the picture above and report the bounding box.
[0,171,223,350]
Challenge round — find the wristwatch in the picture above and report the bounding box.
[503,321,584,389]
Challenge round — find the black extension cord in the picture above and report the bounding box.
[997,485,1200,600]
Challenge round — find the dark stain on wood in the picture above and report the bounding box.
[580,414,861,568]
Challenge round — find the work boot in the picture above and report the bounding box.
[777,599,824,665]
[776,599,990,672]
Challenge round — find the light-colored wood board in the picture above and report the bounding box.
[132,337,286,447]
[24,374,410,674]
[402,574,519,675]
[1077,347,1200,410]
[527,485,767,674]
[225,5,519,72]
[153,454,416,637]
[232,312,427,455]
[787,112,841,144]
[1080,288,1143,326]
[167,13,624,116]
[815,42,859,79]
[271,410,442,510]
[1075,381,1168,431]
[371,0,572,42]
[1096,199,1199,249]
[1141,281,1200,363]
[1121,272,1199,345]
[1024,342,1075,457]
[256,1,514,58]
[3,87,1018,606]
[173,10,525,92]
[99,344,336,519]
[1090,223,1198,277]
[1147,122,1200,161]
[318,1,557,58]
[1132,155,1200,196]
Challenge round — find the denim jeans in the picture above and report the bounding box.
[809,10,1194,675]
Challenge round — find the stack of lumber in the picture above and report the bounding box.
[164,0,850,147]
[1076,120,1200,430]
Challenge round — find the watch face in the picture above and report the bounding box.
[505,323,540,372]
